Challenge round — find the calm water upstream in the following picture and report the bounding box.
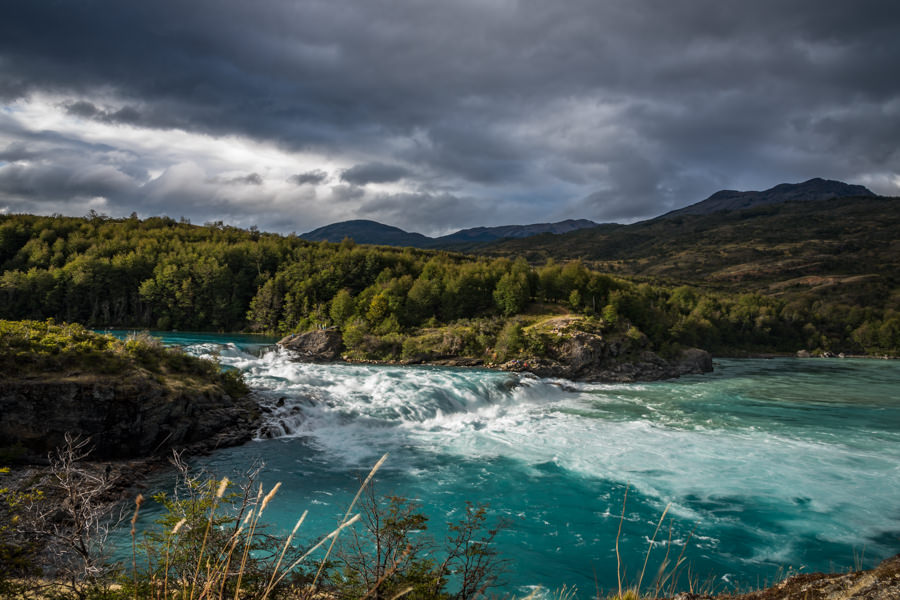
[108,332,900,596]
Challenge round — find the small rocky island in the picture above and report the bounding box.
[278,314,713,382]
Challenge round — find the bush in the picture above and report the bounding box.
[494,321,525,361]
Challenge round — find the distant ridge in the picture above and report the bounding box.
[435,219,598,245]
[301,179,876,249]
[300,218,598,248]
[663,177,875,218]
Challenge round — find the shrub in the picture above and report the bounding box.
[494,321,525,361]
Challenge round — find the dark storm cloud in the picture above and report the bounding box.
[65,100,163,128]
[65,101,101,119]
[340,162,410,185]
[330,185,366,202]
[225,173,263,186]
[1,0,899,227]
[289,170,328,185]
[0,161,137,202]
[0,142,38,162]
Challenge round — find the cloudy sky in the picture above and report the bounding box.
[1,1,898,235]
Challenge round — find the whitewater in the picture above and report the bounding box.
[116,332,900,596]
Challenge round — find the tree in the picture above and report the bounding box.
[3,435,124,600]
[330,289,357,327]
[568,289,583,312]
[493,272,529,317]
[494,321,524,360]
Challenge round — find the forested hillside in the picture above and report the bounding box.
[0,211,897,357]
[480,196,900,354]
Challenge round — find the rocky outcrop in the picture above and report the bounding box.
[278,328,343,361]
[277,322,713,383]
[0,374,259,460]
[500,334,712,382]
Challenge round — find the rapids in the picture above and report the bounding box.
[109,331,900,596]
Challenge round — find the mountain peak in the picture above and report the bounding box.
[300,220,432,246]
[666,178,875,218]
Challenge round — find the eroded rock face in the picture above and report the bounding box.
[278,328,343,361]
[0,375,259,460]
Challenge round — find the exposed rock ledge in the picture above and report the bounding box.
[278,327,713,382]
[0,374,260,461]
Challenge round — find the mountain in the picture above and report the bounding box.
[663,177,875,218]
[478,184,898,306]
[300,218,598,248]
[300,220,433,247]
[433,219,598,245]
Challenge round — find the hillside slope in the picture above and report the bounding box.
[482,195,900,292]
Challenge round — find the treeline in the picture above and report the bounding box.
[1,212,898,356]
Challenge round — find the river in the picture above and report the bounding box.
[108,331,900,596]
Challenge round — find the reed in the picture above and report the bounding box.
[122,453,389,600]
[608,488,701,600]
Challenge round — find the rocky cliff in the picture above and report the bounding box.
[0,373,259,460]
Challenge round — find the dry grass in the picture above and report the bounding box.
[125,454,388,600]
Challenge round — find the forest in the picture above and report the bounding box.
[0,211,898,358]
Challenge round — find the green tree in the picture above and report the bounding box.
[493,272,529,317]
[330,289,357,327]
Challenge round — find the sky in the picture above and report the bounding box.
[1,1,899,235]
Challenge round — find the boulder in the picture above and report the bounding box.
[676,347,714,374]
[278,328,344,361]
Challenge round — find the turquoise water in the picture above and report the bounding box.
[113,332,900,596]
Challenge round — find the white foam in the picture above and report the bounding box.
[182,343,900,556]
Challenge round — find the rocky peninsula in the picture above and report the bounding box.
[0,320,259,462]
[278,314,713,382]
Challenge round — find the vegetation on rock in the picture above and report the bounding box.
[0,319,247,394]
[0,320,252,459]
